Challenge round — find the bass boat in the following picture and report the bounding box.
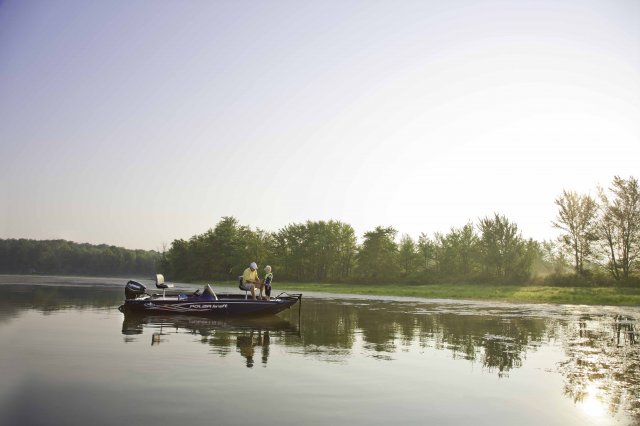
[119,275,301,316]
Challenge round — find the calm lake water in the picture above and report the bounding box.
[0,275,639,426]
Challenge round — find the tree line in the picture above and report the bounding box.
[159,215,542,285]
[0,239,160,276]
[161,176,639,287]
[4,176,637,286]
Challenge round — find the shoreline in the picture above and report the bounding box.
[2,274,639,306]
[264,282,640,306]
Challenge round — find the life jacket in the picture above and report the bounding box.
[264,273,273,287]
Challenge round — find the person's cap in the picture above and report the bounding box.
[250,262,257,269]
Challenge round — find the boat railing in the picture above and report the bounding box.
[273,292,302,300]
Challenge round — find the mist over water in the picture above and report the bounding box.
[0,275,638,425]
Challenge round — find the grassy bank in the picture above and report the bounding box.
[259,282,640,306]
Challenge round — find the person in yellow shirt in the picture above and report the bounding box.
[240,262,262,300]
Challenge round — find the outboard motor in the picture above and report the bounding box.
[125,280,147,299]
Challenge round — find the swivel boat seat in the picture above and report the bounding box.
[155,274,173,299]
[239,275,250,299]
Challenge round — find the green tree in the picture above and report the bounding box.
[334,222,357,280]
[453,223,479,276]
[241,227,273,271]
[398,234,419,277]
[274,222,309,281]
[552,190,598,275]
[478,214,534,282]
[597,176,640,281]
[432,223,479,279]
[272,220,356,282]
[210,216,245,279]
[417,233,437,273]
[356,226,399,282]
[164,238,190,280]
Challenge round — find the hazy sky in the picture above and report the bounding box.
[1,0,639,250]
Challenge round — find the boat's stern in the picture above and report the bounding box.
[125,280,147,299]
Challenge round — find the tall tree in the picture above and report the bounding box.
[417,233,437,273]
[398,234,419,277]
[455,223,479,276]
[356,226,399,282]
[274,223,310,281]
[552,190,598,275]
[334,222,357,280]
[210,217,253,279]
[271,220,356,282]
[162,238,188,279]
[432,223,479,279]
[597,176,640,281]
[478,214,533,282]
[162,216,267,281]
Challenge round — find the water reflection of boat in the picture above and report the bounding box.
[121,312,298,367]
[118,275,302,316]
[121,312,299,337]
[237,329,271,368]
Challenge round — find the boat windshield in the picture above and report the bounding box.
[202,284,218,301]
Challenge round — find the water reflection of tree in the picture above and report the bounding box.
[422,314,546,377]
[280,302,357,362]
[559,315,640,421]
[279,301,549,376]
[0,285,121,319]
[357,307,403,354]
